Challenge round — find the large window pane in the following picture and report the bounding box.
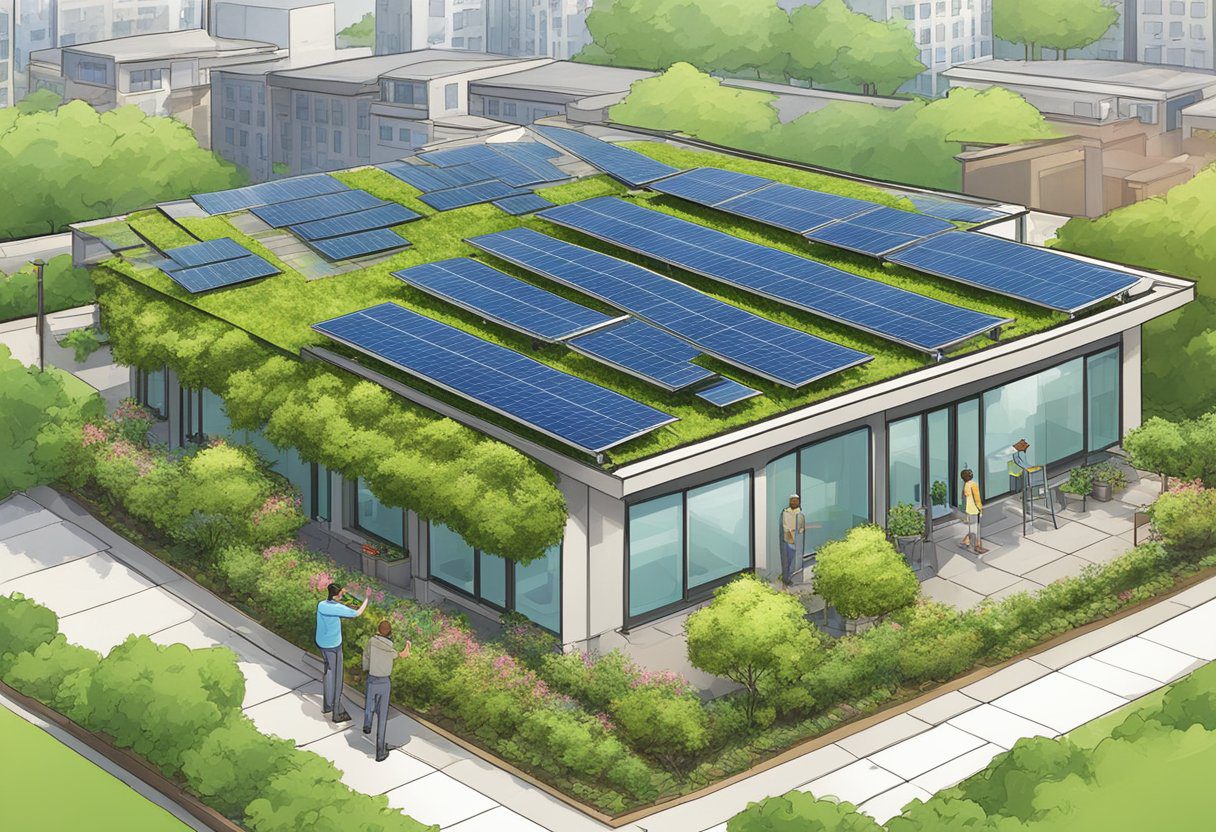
[801,428,871,553]
[479,551,507,608]
[274,446,314,519]
[145,367,166,417]
[764,453,796,574]
[356,478,403,546]
[888,416,923,509]
[628,493,683,619]
[687,474,750,589]
[955,398,980,508]
[1087,348,1120,451]
[1043,360,1085,462]
[926,408,951,519]
[514,543,560,633]
[201,388,233,440]
[317,465,332,522]
[430,522,474,594]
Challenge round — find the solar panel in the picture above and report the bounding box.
[493,193,554,215]
[479,154,565,188]
[489,145,566,185]
[468,226,871,388]
[307,228,410,261]
[539,197,1009,355]
[648,167,771,207]
[907,194,1005,224]
[419,144,502,168]
[163,255,279,293]
[192,174,348,215]
[290,204,420,241]
[714,183,877,234]
[696,378,761,408]
[164,237,250,268]
[887,231,1140,314]
[251,190,387,228]
[804,207,955,257]
[567,319,716,391]
[378,161,456,193]
[439,162,502,187]
[532,125,679,187]
[419,180,528,211]
[312,303,677,455]
[394,258,620,342]
[509,140,561,160]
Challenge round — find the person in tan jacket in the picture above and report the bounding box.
[362,620,410,761]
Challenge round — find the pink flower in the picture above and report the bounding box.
[594,712,615,733]
[81,423,108,447]
[308,570,333,592]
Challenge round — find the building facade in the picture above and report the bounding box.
[1,0,13,106]
[374,0,593,60]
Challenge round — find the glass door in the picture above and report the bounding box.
[926,407,953,521]
[888,415,923,512]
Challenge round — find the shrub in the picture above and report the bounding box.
[1125,417,1187,490]
[728,790,883,831]
[687,574,824,724]
[59,326,106,363]
[886,502,924,537]
[2,634,100,718]
[110,398,155,444]
[181,713,296,818]
[954,735,1092,822]
[814,525,919,621]
[1148,480,1216,551]
[497,611,560,671]
[0,593,59,674]
[893,602,982,684]
[611,685,709,774]
[1089,460,1129,492]
[1060,465,1094,496]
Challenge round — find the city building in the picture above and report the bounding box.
[375,0,594,60]
[373,0,484,54]
[466,60,649,124]
[1,0,13,106]
[483,0,594,59]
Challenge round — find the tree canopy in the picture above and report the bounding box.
[337,12,375,48]
[785,0,924,95]
[994,0,1119,59]
[0,100,244,241]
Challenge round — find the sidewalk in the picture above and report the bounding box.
[3,487,1215,832]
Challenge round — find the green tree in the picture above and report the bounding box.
[1124,417,1188,491]
[611,685,708,775]
[0,344,104,498]
[728,790,883,832]
[813,525,919,621]
[783,0,923,94]
[994,0,1118,60]
[783,0,857,88]
[16,89,62,115]
[686,574,824,725]
[337,12,375,47]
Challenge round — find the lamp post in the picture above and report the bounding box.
[33,258,46,371]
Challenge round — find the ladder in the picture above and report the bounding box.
[1009,460,1058,535]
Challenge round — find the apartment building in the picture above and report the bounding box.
[1,0,13,106]
[374,0,593,60]
[467,59,648,124]
[483,0,593,59]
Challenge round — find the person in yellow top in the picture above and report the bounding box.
[960,469,988,555]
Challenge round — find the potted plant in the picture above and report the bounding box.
[375,545,410,588]
[1059,466,1093,511]
[930,479,949,516]
[1090,460,1129,503]
[887,501,925,558]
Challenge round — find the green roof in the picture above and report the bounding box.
[108,141,1067,467]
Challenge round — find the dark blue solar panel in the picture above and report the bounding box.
[290,204,420,241]
[907,195,1005,224]
[192,174,347,215]
[419,180,528,211]
[696,378,760,407]
[468,226,871,388]
[887,231,1140,313]
[440,163,501,187]
[378,161,456,193]
[312,303,676,454]
[420,145,502,168]
[649,167,770,206]
[713,183,876,234]
[164,237,250,268]
[163,255,279,293]
[804,207,955,257]
[539,197,1007,354]
[489,144,566,185]
[567,319,716,391]
[394,258,617,342]
[307,228,409,261]
[532,125,679,187]
[480,154,565,187]
[251,190,387,228]
[512,140,561,160]
[493,194,554,215]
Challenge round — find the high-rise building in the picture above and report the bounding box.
[484,0,593,59]
[0,0,13,107]
[375,0,592,59]
[1137,0,1214,69]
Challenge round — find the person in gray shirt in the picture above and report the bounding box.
[362,619,410,762]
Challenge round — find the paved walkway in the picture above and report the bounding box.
[4,487,1215,832]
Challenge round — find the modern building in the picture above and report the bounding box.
[373,0,485,54]
[466,60,649,124]
[1,0,13,107]
[847,0,993,97]
[483,0,594,59]
[374,0,594,60]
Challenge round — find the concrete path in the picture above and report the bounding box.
[4,487,1215,832]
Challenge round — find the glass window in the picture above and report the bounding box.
[201,388,233,440]
[800,428,870,554]
[334,131,343,154]
[764,452,797,575]
[145,367,166,418]
[514,543,560,633]
[889,415,923,508]
[926,408,951,519]
[1087,348,1120,451]
[627,493,683,619]
[356,479,404,546]
[503,101,517,117]
[332,101,344,127]
[1171,0,1186,12]
[955,398,980,507]
[379,124,393,141]
[1194,2,1208,17]
[295,92,308,120]
[687,474,750,590]
[445,82,458,110]
[479,551,508,608]
[317,466,331,522]
[430,522,475,593]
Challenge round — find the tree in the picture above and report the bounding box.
[783,0,922,94]
[728,791,883,832]
[337,12,375,48]
[783,0,857,88]
[994,0,1118,60]
[16,89,62,115]
[813,525,919,622]
[1124,417,1188,492]
[686,574,824,725]
[0,344,104,498]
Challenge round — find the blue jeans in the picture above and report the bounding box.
[780,540,801,585]
[364,675,391,758]
[320,645,345,715]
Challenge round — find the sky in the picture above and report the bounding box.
[336,0,375,29]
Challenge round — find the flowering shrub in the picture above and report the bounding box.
[1148,479,1216,551]
[110,398,155,444]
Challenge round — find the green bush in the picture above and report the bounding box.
[953,735,1092,822]
[497,611,560,671]
[58,326,106,363]
[893,602,983,684]
[0,593,60,674]
[814,525,920,620]
[181,713,296,818]
[886,502,925,537]
[611,685,709,774]
[1,634,99,718]
[0,255,95,323]
[1147,481,1216,551]
[728,790,883,832]
[1060,465,1094,496]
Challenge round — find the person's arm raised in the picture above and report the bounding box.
[357,594,370,616]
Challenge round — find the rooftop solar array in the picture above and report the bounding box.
[419,144,502,168]
[567,319,717,391]
[394,258,619,342]
[476,154,564,188]
[539,197,1009,354]
[306,228,409,261]
[804,206,955,257]
[907,194,1006,225]
[163,252,279,293]
[468,226,872,388]
[378,161,453,192]
[419,180,528,212]
[696,378,761,408]
[532,125,679,187]
[289,203,419,241]
[887,231,1140,314]
[493,193,554,216]
[490,143,566,182]
[717,183,876,234]
[649,167,771,208]
[251,189,387,228]
[192,174,347,215]
[163,237,250,268]
[312,302,677,455]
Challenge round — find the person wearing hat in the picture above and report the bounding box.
[779,495,815,588]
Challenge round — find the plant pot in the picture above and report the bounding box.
[1091,482,1112,503]
[1058,488,1087,512]
[360,552,378,576]
[376,556,410,589]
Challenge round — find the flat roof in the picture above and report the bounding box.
[946,59,1216,99]
[272,49,531,86]
[64,30,277,62]
[471,61,653,97]
[1183,96,1216,117]
[219,48,371,77]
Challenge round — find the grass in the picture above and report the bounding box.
[0,704,191,831]
[110,146,1066,466]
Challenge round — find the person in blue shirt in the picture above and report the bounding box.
[316,582,369,723]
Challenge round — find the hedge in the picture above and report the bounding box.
[0,254,95,323]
